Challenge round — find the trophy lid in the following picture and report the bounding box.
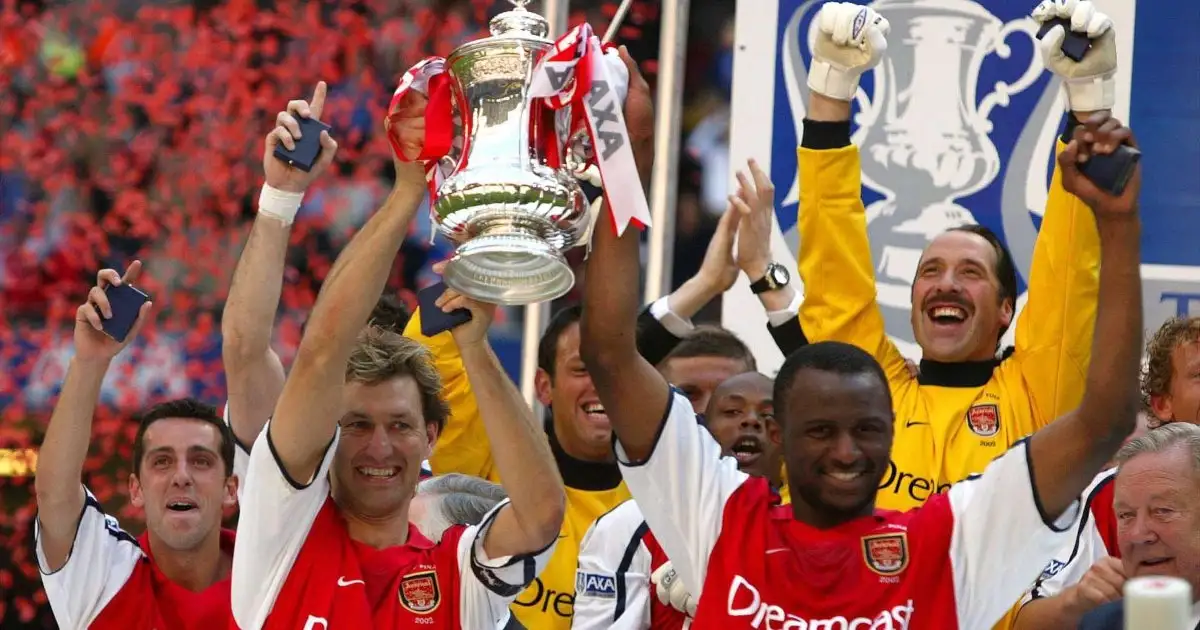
[489,0,550,39]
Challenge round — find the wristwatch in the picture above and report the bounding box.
[749,262,791,295]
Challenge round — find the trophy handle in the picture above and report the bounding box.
[975,20,1047,133]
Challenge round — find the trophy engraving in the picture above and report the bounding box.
[431,0,590,305]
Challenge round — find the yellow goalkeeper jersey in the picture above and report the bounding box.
[795,140,1099,514]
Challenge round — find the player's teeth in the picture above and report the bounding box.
[359,467,396,477]
[827,472,861,481]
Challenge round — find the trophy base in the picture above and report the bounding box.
[443,232,575,306]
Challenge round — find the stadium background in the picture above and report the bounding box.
[3,0,1199,627]
[0,0,735,625]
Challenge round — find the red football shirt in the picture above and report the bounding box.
[615,389,1082,629]
[231,425,555,630]
[34,489,236,630]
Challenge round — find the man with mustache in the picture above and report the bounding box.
[572,371,781,629]
[793,0,1116,515]
[1015,317,1200,629]
[577,62,1146,629]
[35,263,243,630]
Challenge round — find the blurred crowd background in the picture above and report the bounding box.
[0,0,737,625]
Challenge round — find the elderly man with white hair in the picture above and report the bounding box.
[1073,423,1200,630]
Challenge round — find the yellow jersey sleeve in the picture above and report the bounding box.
[1011,141,1100,433]
[403,308,499,482]
[796,145,914,387]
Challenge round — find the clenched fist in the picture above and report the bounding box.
[651,561,698,618]
[1064,555,1126,618]
[808,3,890,102]
[1057,111,1140,218]
[1031,0,1116,112]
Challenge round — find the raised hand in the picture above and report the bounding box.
[730,159,776,280]
[614,46,654,175]
[263,81,339,193]
[385,88,430,163]
[1031,0,1115,112]
[696,204,742,295]
[809,2,891,101]
[431,262,498,348]
[74,261,153,362]
[1057,111,1140,217]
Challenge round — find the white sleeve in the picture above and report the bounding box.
[1023,470,1117,603]
[648,296,694,338]
[35,488,144,629]
[456,500,558,628]
[572,501,653,630]
[947,439,1082,629]
[223,402,254,502]
[616,388,749,602]
[231,422,338,630]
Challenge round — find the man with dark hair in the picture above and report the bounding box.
[573,372,781,629]
[659,325,757,413]
[578,41,1145,628]
[1141,316,1200,426]
[793,0,1116,517]
[35,262,242,629]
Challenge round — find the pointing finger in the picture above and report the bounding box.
[121,260,143,285]
[310,81,328,120]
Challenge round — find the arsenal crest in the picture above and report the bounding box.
[398,570,441,615]
[862,533,909,576]
[966,404,1000,437]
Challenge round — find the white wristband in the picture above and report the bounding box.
[1064,74,1116,113]
[807,60,861,102]
[257,185,304,225]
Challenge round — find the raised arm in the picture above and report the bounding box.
[35,263,152,571]
[577,48,668,462]
[795,5,911,383]
[431,282,565,556]
[223,84,333,449]
[268,152,428,485]
[1014,2,1116,428]
[1026,114,1142,518]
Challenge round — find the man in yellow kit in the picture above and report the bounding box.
[796,0,1118,512]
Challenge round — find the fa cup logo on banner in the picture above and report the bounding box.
[782,0,1059,353]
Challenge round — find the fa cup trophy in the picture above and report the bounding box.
[420,0,592,305]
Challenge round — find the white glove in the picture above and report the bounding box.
[1031,0,1116,112]
[807,2,890,102]
[651,562,698,618]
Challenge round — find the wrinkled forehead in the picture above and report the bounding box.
[919,231,999,270]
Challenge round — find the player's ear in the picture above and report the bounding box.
[129,474,145,508]
[535,368,553,407]
[424,419,440,458]
[1148,394,1173,425]
[767,418,783,446]
[224,475,239,509]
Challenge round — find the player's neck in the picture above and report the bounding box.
[789,498,875,530]
[550,415,613,464]
[342,506,413,549]
[149,530,228,592]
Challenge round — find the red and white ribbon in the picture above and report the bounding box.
[530,24,652,237]
[387,57,461,231]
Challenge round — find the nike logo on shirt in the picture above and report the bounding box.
[337,577,365,587]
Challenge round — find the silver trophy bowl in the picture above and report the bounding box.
[434,0,588,305]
